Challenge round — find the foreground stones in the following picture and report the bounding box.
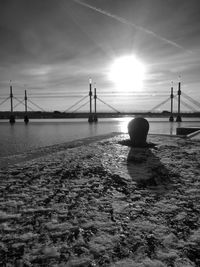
[0,134,200,266]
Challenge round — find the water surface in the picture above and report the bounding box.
[0,117,200,157]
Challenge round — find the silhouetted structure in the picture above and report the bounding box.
[88,78,93,123]
[169,83,174,122]
[94,87,98,122]
[176,80,182,122]
[2,79,200,123]
[9,85,15,124]
[128,117,149,147]
[24,90,29,124]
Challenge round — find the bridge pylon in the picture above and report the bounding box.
[88,78,94,123]
[93,86,98,122]
[169,82,174,122]
[9,85,15,124]
[176,80,182,122]
[24,90,29,124]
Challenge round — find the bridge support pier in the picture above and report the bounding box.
[176,115,182,122]
[88,114,93,123]
[24,115,29,124]
[9,114,15,124]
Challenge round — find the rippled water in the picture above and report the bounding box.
[0,117,200,157]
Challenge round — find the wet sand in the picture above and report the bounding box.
[0,133,200,266]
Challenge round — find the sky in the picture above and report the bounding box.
[0,0,200,112]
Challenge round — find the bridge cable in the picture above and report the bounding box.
[64,95,88,112]
[150,97,171,112]
[14,101,23,109]
[181,92,200,109]
[28,98,46,112]
[72,100,90,113]
[13,97,35,111]
[13,97,25,109]
[0,97,9,106]
[174,97,199,112]
[97,97,121,113]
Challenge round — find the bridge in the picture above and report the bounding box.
[0,80,200,123]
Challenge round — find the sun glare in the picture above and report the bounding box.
[109,55,146,91]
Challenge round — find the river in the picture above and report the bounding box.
[0,117,200,157]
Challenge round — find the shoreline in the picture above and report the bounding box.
[0,132,181,169]
[0,134,200,266]
[0,132,121,169]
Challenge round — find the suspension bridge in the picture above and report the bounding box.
[0,80,200,123]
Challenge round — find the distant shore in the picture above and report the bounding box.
[0,133,200,266]
[1,111,200,120]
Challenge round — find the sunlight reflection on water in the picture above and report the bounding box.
[118,116,133,133]
[0,117,200,157]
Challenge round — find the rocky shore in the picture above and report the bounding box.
[0,133,200,267]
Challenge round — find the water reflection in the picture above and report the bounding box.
[118,117,133,133]
[169,122,174,135]
[89,121,98,136]
[1,118,200,157]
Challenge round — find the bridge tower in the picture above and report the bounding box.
[176,79,182,122]
[88,78,94,123]
[24,90,29,124]
[169,82,174,122]
[9,85,15,124]
[93,85,98,122]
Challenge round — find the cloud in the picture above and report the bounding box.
[73,0,193,54]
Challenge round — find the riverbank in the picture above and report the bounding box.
[1,111,200,120]
[0,133,200,266]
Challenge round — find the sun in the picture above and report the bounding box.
[108,55,146,91]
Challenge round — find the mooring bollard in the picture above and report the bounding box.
[128,117,149,147]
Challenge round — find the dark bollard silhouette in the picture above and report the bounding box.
[128,117,149,147]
